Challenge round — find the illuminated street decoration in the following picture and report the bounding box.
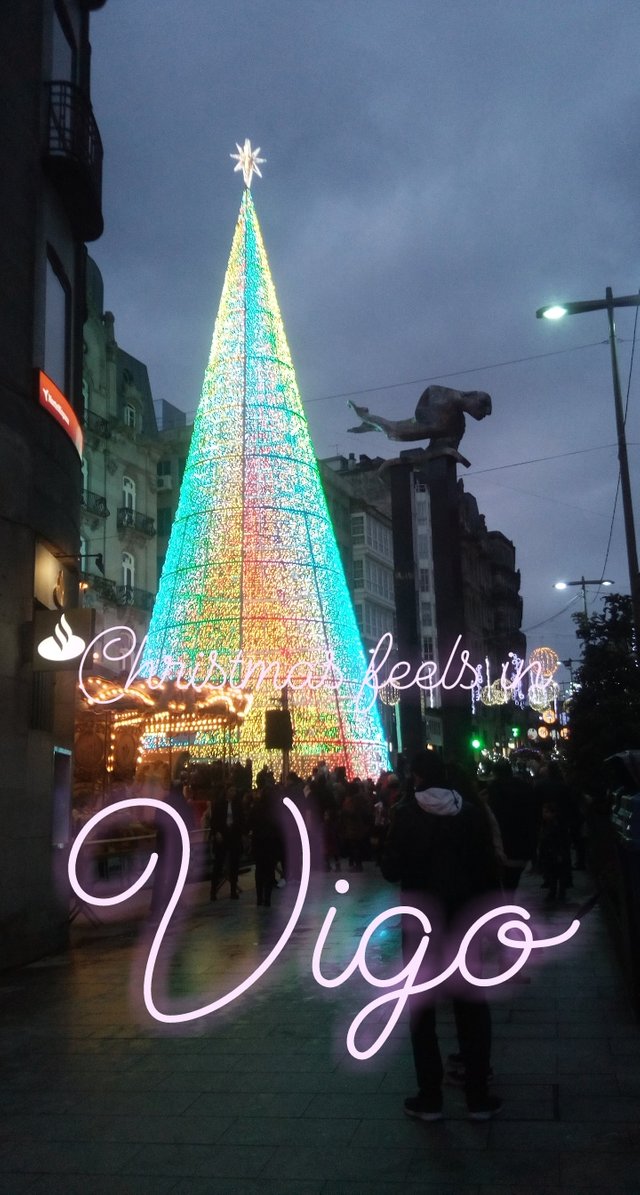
[68,796,581,1057]
[529,646,559,679]
[528,684,550,712]
[230,138,266,188]
[379,681,401,706]
[79,674,252,774]
[82,624,559,725]
[477,646,560,710]
[480,679,508,706]
[528,679,559,712]
[140,179,389,778]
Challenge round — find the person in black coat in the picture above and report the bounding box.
[485,759,537,891]
[210,785,245,899]
[381,750,502,1122]
[249,784,282,906]
[149,783,195,926]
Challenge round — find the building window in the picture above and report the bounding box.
[157,507,172,537]
[351,514,364,545]
[51,2,76,82]
[123,404,136,430]
[365,557,394,601]
[44,250,70,393]
[417,533,430,560]
[420,602,433,627]
[365,518,392,559]
[157,459,172,492]
[423,636,434,659]
[415,496,429,522]
[353,557,364,588]
[122,476,136,511]
[122,552,135,591]
[419,567,430,591]
[362,601,394,641]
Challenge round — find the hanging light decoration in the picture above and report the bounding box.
[480,678,508,706]
[528,684,549,712]
[529,646,560,679]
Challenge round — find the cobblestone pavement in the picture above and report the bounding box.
[2,859,640,1194]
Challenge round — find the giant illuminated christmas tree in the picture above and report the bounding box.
[141,143,389,778]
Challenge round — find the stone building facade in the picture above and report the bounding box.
[81,258,160,653]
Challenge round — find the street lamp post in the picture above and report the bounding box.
[537,289,640,647]
[554,576,613,619]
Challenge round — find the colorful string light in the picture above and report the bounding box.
[141,190,389,779]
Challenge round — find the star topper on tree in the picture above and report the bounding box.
[230,138,266,188]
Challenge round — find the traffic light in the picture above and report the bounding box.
[470,727,483,751]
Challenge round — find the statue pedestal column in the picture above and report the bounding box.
[422,455,473,764]
[388,460,424,759]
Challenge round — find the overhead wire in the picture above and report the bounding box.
[304,339,607,404]
[522,594,582,634]
[466,443,621,477]
[172,337,608,421]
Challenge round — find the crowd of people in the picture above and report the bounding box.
[173,753,584,914]
[151,750,584,1122]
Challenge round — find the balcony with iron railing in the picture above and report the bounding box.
[115,584,155,612]
[82,573,155,612]
[44,80,104,240]
[81,489,109,518]
[84,409,110,439]
[117,508,156,537]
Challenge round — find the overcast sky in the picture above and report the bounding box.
[88,0,640,670]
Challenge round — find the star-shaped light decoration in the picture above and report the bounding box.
[230,139,266,188]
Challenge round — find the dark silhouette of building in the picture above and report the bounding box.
[319,454,525,759]
[0,0,105,966]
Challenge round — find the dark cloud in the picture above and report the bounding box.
[89,0,640,661]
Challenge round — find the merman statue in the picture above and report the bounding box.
[348,384,492,469]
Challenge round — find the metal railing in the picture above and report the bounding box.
[115,584,155,611]
[81,489,109,518]
[82,574,154,611]
[117,508,156,536]
[45,81,103,240]
[84,409,110,439]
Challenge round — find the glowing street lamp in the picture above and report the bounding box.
[537,288,640,645]
[553,576,613,618]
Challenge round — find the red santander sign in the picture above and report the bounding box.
[38,370,83,458]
